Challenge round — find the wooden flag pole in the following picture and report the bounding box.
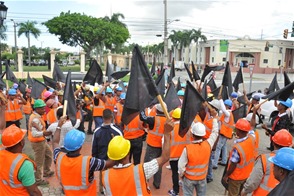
[157,94,171,120]
[218,85,224,98]
[204,101,213,111]
[6,80,9,89]
[63,100,68,117]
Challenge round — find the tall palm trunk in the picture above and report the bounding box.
[28,34,31,66]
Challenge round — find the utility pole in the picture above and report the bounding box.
[11,19,18,70]
[163,0,168,67]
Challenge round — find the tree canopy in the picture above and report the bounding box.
[44,12,130,55]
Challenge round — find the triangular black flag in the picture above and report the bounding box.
[184,63,193,81]
[31,79,47,99]
[201,79,208,100]
[207,77,217,91]
[83,60,103,85]
[111,70,129,80]
[212,86,229,100]
[27,72,34,87]
[18,80,27,95]
[5,64,18,83]
[53,61,66,83]
[263,82,294,101]
[284,71,291,87]
[151,56,156,76]
[232,67,243,91]
[192,61,200,81]
[42,75,57,89]
[168,58,175,84]
[268,72,280,94]
[63,70,77,125]
[237,91,256,104]
[121,45,159,125]
[221,62,233,95]
[164,83,181,112]
[176,77,182,92]
[232,104,247,123]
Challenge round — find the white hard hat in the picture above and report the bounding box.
[191,122,206,136]
[155,102,167,113]
[209,99,220,110]
[245,113,259,124]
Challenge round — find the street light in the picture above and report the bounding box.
[11,19,18,70]
[0,1,7,74]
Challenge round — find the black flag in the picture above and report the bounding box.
[201,80,208,100]
[184,63,193,81]
[192,61,200,81]
[284,71,291,87]
[18,80,27,95]
[237,91,256,104]
[164,83,181,112]
[168,58,175,84]
[207,78,217,91]
[5,64,18,83]
[83,60,103,85]
[151,56,156,75]
[111,70,130,80]
[121,45,159,125]
[27,72,34,87]
[42,75,57,89]
[268,72,280,94]
[262,82,294,101]
[221,62,233,95]
[212,86,229,100]
[106,60,114,82]
[155,69,166,96]
[31,79,47,99]
[201,64,225,82]
[53,61,66,83]
[232,104,247,123]
[63,71,77,125]
[176,77,181,92]
[179,81,205,137]
[232,67,243,91]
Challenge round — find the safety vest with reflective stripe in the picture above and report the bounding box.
[46,108,58,125]
[253,152,279,196]
[0,150,36,196]
[253,129,260,159]
[102,163,151,196]
[105,96,116,111]
[76,109,82,121]
[170,121,190,159]
[28,113,46,143]
[124,115,145,140]
[146,115,166,148]
[148,106,157,117]
[219,111,234,139]
[184,140,211,180]
[93,99,105,117]
[114,103,123,125]
[228,135,255,180]
[5,99,23,122]
[22,97,34,115]
[56,152,96,196]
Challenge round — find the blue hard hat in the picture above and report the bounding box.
[48,88,54,93]
[224,99,232,107]
[231,92,238,98]
[116,87,123,91]
[280,98,292,108]
[8,89,17,95]
[106,87,113,93]
[268,147,294,171]
[120,93,126,100]
[13,83,18,89]
[123,82,128,87]
[64,129,86,151]
[177,90,184,96]
[181,83,186,88]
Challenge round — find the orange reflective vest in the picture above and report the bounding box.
[219,111,234,139]
[0,150,36,196]
[28,113,46,143]
[228,135,255,180]
[170,121,190,159]
[102,164,151,196]
[124,115,145,140]
[146,115,166,148]
[76,109,82,121]
[56,152,96,196]
[194,114,214,139]
[253,130,260,159]
[92,99,105,117]
[22,97,34,115]
[184,141,211,180]
[46,108,58,125]
[148,106,157,117]
[105,96,116,111]
[253,152,279,196]
[5,99,23,122]
[114,103,123,125]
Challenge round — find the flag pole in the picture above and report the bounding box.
[218,85,224,98]
[63,100,68,117]
[6,80,9,90]
[157,94,171,120]
[241,67,245,92]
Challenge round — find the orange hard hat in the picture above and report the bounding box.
[235,118,251,132]
[272,129,293,147]
[1,125,27,147]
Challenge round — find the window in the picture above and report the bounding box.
[279,47,283,53]
[278,60,281,65]
[263,59,268,64]
[212,46,215,51]
[200,48,202,52]
[264,47,269,51]
[200,57,202,62]
[223,57,226,62]
[212,57,214,63]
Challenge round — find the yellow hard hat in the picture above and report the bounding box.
[107,136,131,160]
[93,86,99,92]
[172,108,181,119]
[76,85,81,90]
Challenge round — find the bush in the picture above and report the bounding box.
[74,60,80,65]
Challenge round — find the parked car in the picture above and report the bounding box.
[38,59,46,66]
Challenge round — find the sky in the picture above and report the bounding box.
[3,0,294,53]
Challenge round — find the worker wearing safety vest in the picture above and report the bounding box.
[241,129,293,196]
[52,117,115,196]
[45,99,58,126]
[114,93,125,128]
[22,88,34,130]
[123,114,145,165]
[168,108,190,196]
[82,85,94,134]
[223,119,255,196]
[114,86,123,102]
[0,125,42,196]
[102,118,174,196]
[104,87,116,111]
[28,99,54,186]
[212,98,234,170]
[92,87,105,129]
[140,102,167,189]
[267,147,294,196]
[230,92,240,111]
[5,88,26,128]
[178,106,219,196]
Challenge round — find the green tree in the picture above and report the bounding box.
[191,28,207,64]
[44,12,130,58]
[18,21,41,66]
[103,13,126,27]
[169,30,182,61]
[0,25,7,73]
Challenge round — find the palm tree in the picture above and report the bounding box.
[179,30,193,62]
[103,13,126,27]
[18,21,41,66]
[191,28,207,65]
[169,30,182,61]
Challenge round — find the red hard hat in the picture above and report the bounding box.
[235,118,251,132]
[2,125,27,147]
[272,129,293,147]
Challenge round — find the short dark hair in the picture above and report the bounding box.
[56,108,63,119]
[103,109,113,119]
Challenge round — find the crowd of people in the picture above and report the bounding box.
[0,78,294,196]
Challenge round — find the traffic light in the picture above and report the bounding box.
[283,29,288,39]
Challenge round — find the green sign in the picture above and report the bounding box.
[220,40,229,52]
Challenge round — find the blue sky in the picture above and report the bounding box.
[3,0,294,52]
